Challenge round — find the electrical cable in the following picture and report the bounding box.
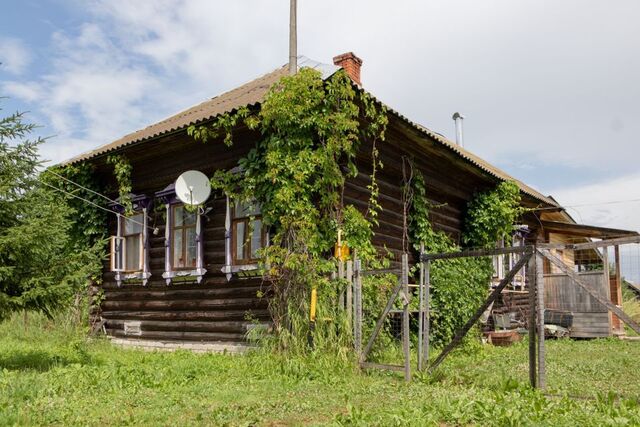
[43,169,122,207]
[38,179,153,231]
[533,197,640,212]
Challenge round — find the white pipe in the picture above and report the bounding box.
[452,112,465,147]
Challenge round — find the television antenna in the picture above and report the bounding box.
[175,170,211,206]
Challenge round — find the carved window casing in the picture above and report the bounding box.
[156,183,206,285]
[109,195,152,286]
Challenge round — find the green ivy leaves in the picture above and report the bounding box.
[463,181,522,248]
[107,155,133,215]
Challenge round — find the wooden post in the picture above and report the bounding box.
[418,243,425,371]
[613,245,623,333]
[527,252,537,388]
[602,247,612,334]
[536,250,546,390]
[402,253,411,382]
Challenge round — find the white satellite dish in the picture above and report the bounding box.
[175,170,211,206]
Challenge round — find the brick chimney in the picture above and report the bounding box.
[333,52,363,86]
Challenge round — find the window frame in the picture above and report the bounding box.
[110,236,125,272]
[155,180,207,286]
[121,213,144,273]
[108,195,152,287]
[231,203,266,266]
[170,204,199,271]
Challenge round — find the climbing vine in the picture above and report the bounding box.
[408,163,522,347]
[107,155,133,215]
[47,162,108,249]
[189,68,388,352]
[463,181,522,248]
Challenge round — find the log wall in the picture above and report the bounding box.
[93,114,547,345]
[96,128,271,345]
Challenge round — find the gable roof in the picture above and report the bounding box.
[63,57,557,207]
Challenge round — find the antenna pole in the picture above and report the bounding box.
[289,0,297,75]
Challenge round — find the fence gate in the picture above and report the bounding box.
[352,253,425,381]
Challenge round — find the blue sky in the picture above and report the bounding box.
[2,0,640,232]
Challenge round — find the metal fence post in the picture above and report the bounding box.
[423,257,431,371]
[418,243,425,371]
[338,260,345,309]
[354,258,363,359]
[402,253,411,381]
[346,260,353,327]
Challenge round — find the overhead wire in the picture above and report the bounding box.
[44,168,122,207]
[38,178,153,231]
[532,197,640,212]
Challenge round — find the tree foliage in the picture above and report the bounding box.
[0,103,102,321]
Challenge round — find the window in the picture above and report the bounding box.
[110,213,144,273]
[156,182,206,285]
[231,200,265,265]
[108,194,152,286]
[171,205,198,269]
[123,214,144,271]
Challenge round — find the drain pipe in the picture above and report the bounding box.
[452,112,465,147]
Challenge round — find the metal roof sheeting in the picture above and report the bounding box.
[63,57,556,207]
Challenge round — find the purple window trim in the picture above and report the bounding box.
[108,194,152,287]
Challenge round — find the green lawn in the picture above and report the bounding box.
[1,315,640,426]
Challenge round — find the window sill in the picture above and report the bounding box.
[115,271,151,286]
[162,268,207,285]
[221,264,262,280]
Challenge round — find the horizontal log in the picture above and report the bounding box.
[105,319,256,333]
[101,309,270,321]
[101,297,268,312]
[103,285,267,301]
[106,328,247,342]
[102,277,265,290]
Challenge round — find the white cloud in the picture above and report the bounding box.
[0,37,31,74]
[5,0,640,182]
[2,81,41,103]
[550,172,640,232]
[9,23,162,164]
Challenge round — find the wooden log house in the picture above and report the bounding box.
[64,53,636,349]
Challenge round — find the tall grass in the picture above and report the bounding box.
[2,309,640,425]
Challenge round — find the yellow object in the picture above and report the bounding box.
[340,244,350,260]
[334,229,350,261]
[310,288,317,322]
